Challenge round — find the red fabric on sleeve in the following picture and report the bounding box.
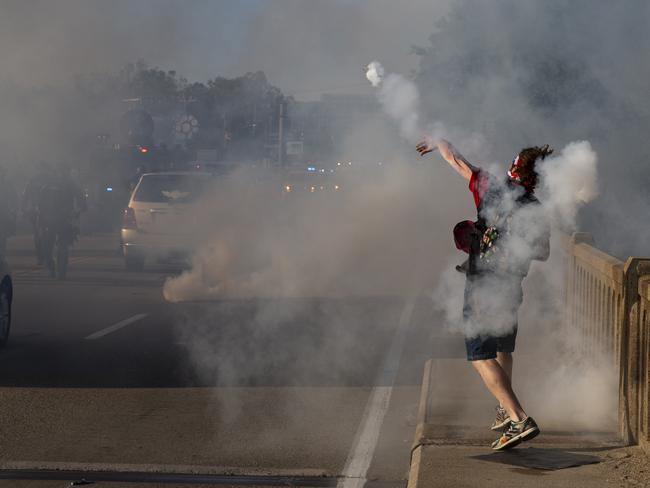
[468,169,487,208]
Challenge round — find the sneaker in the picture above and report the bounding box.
[490,406,510,431]
[491,417,540,451]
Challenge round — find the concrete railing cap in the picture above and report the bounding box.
[573,242,625,284]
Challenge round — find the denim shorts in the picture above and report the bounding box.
[462,272,523,361]
[464,327,518,361]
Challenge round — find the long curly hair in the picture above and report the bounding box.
[508,144,554,191]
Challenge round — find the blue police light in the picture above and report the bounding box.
[307,166,316,172]
[106,187,113,192]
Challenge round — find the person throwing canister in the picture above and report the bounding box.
[417,137,552,450]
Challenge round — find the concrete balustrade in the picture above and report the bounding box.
[634,276,650,454]
[564,233,650,454]
[564,233,624,363]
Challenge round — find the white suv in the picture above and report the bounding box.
[121,172,213,270]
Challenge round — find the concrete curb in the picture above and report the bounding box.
[406,444,423,488]
[405,358,627,488]
[411,359,434,457]
[407,359,434,488]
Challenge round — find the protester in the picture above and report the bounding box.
[417,138,551,450]
[0,166,17,256]
[22,162,53,264]
[36,164,86,278]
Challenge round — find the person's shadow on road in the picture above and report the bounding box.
[472,446,604,470]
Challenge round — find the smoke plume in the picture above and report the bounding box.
[365,61,384,88]
[162,159,461,302]
[2,0,632,435]
[538,141,599,229]
[366,61,423,143]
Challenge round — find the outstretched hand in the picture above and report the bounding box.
[416,136,437,156]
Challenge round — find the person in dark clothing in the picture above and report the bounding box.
[22,162,53,264]
[417,138,551,450]
[0,166,17,256]
[36,164,86,278]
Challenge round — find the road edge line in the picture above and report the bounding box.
[337,295,417,488]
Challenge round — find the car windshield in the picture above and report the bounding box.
[133,174,212,203]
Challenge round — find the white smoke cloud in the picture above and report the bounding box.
[538,140,599,229]
[433,140,599,339]
[365,61,384,88]
[366,60,422,143]
[364,62,468,150]
[162,157,462,302]
[345,59,602,344]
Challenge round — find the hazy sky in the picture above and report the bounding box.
[0,0,449,100]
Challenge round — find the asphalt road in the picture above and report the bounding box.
[0,233,465,488]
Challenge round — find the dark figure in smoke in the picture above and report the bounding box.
[417,138,551,450]
[36,164,86,278]
[22,162,53,264]
[0,166,17,256]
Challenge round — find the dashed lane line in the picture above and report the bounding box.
[85,313,149,340]
[337,295,417,488]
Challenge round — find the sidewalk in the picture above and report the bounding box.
[408,359,649,487]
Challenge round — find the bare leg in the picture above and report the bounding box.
[471,358,526,422]
[495,352,513,411]
[496,351,513,380]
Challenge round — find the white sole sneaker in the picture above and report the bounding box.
[490,417,511,431]
[492,418,540,451]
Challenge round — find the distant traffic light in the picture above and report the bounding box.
[138,146,149,154]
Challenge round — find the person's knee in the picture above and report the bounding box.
[469,357,496,373]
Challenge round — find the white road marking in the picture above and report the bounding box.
[85,313,148,340]
[338,295,417,488]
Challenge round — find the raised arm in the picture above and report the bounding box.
[416,137,478,181]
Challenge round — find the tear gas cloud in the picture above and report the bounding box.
[365,62,384,88]
[163,154,461,302]
[538,141,599,230]
[365,61,424,143]
[3,0,644,432]
[165,26,609,429]
[1,0,646,258]
[426,137,612,428]
[425,140,599,339]
[365,58,611,428]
